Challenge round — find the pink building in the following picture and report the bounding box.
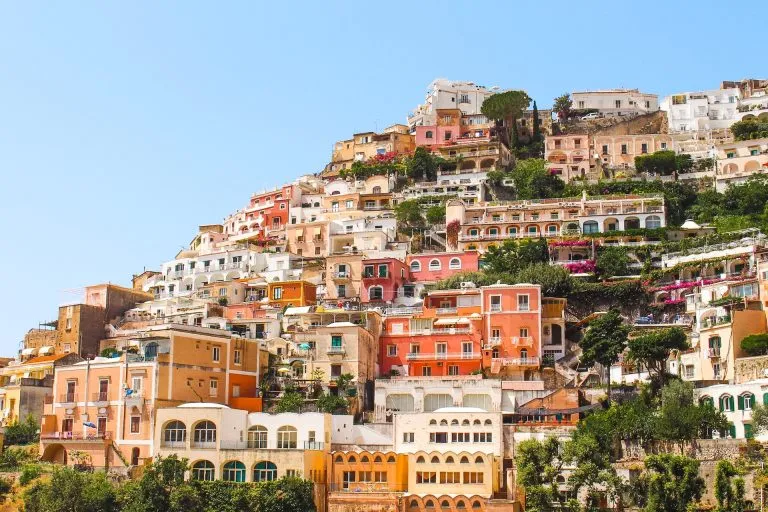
[406,252,479,282]
[361,258,410,304]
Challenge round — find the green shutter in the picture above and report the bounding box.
[729,424,737,438]
[750,394,756,409]
[719,396,726,411]
[745,424,754,439]
[738,395,745,410]
[763,393,768,405]
[730,396,735,411]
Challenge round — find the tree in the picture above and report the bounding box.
[532,100,542,142]
[637,454,704,512]
[579,310,630,403]
[394,200,424,232]
[407,146,437,181]
[512,158,565,200]
[481,90,531,147]
[627,328,688,382]
[4,414,40,446]
[515,438,567,512]
[513,263,575,297]
[275,391,304,413]
[749,402,768,434]
[634,151,677,176]
[740,333,768,356]
[553,93,573,120]
[595,246,630,279]
[657,380,727,449]
[714,460,746,512]
[483,238,548,275]
[24,468,119,512]
[317,394,348,414]
[723,175,768,215]
[730,119,768,141]
[425,205,445,224]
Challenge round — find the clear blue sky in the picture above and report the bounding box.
[0,1,764,354]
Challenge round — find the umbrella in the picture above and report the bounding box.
[299,343,311,350]
[83,421,97,428]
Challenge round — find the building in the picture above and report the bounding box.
[267,280,317,308]
[715,138,768,192]
[592,134,674,172]
[406,252,480,284]
[661,88,741,133]
[360,258,410,304]
[325,125,415,176]
[545,134,593,181]
[327,451,408,511]
[39,325,265,470]
[0,353,81,427]
[325,253,364,303]
[222,184,300,244]
[408,79,503,130]
[399,167,488,204]
[446,194,666,253]
[571,89,658,117]
[695,379,768,440]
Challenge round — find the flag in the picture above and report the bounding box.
[83,421,96,428]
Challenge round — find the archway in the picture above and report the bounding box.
[41,443,67,464]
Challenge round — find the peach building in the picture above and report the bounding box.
[406,252,480,283]
[267,280,317,308]
[592,134,673,171]
[286,220,330,258]
[327,451,408,511]
[545,134,592,181]
[324,124,415,177]
[715,137,768,192]
[325,253,364,303]
[39,326,265,470]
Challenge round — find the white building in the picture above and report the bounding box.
[661,88,740,134]
[695,379,768,440]
[393,407,503,456]
[408,79,503,130]
[571,89,658,117]
[399,168,487,204]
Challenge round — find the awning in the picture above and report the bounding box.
[433,317,470,326]
[39,346,54,355]
[21,348,37,356]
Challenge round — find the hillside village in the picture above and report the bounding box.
[5,77,768,511]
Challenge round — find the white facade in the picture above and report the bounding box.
[661,88,740,133]
[571,89,658,117]
[400,169,487,203]
[695,379,768,440]
[392,408,503,456]
[408,79,503,130]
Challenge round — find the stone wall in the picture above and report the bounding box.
[735,355,768,383]
[617,438,745,462]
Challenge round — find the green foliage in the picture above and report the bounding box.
[634,150,678,176]
[4,414,40,446]
[24,467,119,512]
[579,309,630,374]
[511,263,575,297]
[531,101,542,142]
[19,464,42,486]
[0,477,11,502]
[657,380,727,448]
[425,205,445,224]
[714,460,745,512]
[317,394,348,414]
[485,169,506,185]
[749,402,768,434]
[480,90,531,122]
[406,146,437,181]
[515,437,563,512]
[275,391,304,413]
[636,454,704,512]
[483,237,549,274]
[0,446,33,470]
[730,119,768,141]
[740,333,768,356]
[217,296,228,306]
[101,347,120,358]
[511,158,565,199]
[627,328,689,379]
[394,200,424,231]
[339,155,405,180]
[553,93,572,120]
[595,246,630,278]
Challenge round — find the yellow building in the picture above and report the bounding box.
[324,125,415,177]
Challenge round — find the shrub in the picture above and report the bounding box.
[19,464,41,486]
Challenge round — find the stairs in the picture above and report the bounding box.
[110,442,130,467]
[424,229,446,249]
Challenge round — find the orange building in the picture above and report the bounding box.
[267,280,317,308]
[510,388,590,426]
[327,451,408,511]
[39,326,265,471]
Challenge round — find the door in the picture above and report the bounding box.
[551,324,562,346]
[97,417,107,436]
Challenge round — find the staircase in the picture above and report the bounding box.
[424,228,446,249]
[110,442,130,467]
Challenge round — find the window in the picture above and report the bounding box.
[191,460,215,481]
[163,420,186,446]
[621,144,628,155]
[429,259,441,271]
[452,432,470,442]
[337,284,346,297]
[369,286,384,301]
[209,379,218,397]
[739,393,756,411]
[449,258,461,270]
[473,432,493,443]
[615,100,621,108]
[410,260,421,272]
[387,345,397,357]
[464,472,484,484]
[719,395,734,412]
[602,144,609,155]
[517,294,529,311]
[363,265,374,278]
[520,328,529,338]
[234,350,241,365]
[490,295,502,312]
[248,426,267,448]
[424,394,453,412]
[661,142,667,149]
[277,426,297,449]
[378,264,388,278]
[331,335,343,349]
[403,432,415,443]
[583,221,599,234]
[646,215,662,229]
[223,461,246,482]
[254,461,277,482]
[425,130,433,139]
[346,200,353,209]
[641,143,648,154]
[131,376,143,393]
[448,365,459,376]
[416,472,437,484]
[444,131,452,141]
[97,416,107,435]
[212,346,220,362]
[62,418,73,433]
[422,366,432,376]
[130,416,141,434]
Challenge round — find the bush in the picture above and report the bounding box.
[317,394,348,414]
[0,447,32,470]
[741,333,768,356]
[100,348,120,358]
[274,391,303,413]
[0,477,12,501]
[4,414,40,446]
[19,464,42,486]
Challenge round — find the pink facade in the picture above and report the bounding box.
[415,124,460,147]
[407,252,479,282]
[361,258,410,303]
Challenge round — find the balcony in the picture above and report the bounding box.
[435,307,458,315]
[487,337,501,346]
[332,272,351,280]
[708,348,721,358]
[327,345,346,355]
[161,440,187,449]
[59,393,78,404]
[493,357,540,367]
[91,392,109,403]
[511,336,534,347]
[405,352,481,361]
[430,328,472,335]
[191,440,217,449]
[124,391,145,408]
[41,431,112,442]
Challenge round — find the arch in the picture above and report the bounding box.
[475,456,484,464]
[191,460,216,481]
[451,419,459,426]
[441,500,452,509]
[484,419,492,426]
[374,455,382,463]
[624,216,640,230]
[360,455,370,463]
[719,394,735,412]
[368,285,384,301]
[226,271,241,281]
[460,160,477,171]
[386,394,415,413]
[209,272,226,283]
[431,455,440,463]
[440,419,448,426]
[417,455,426,463]
[740,392,756,410]
[460,456,470,464]
[387,455,396,463]
[131,447,140,466]
[277,426,297,448]
[473,419,481,425]
[445,455,455,464]
[162,420,187,447]
[479,158,495,170]
[223,460,246,482]
[425,500,435,509]
[449,258,462,270]
[722,162,738,175]
[424,394,452,412]
[334,454,343,463]
[472,500,483,509]
[456,501,467,510]
[429,419,437,426]
[40,443,67,464]
[645,215,662,229]
[545,224,558,235]
[582,220,599,234]
[462,419,470,426]
[348,455,357,463]
[253,461,277,482]
[410,499,420,509]
[699,395,714,408]
[745,160,761,173]
[462,394,492,411]
[192,421,216,447]
[248,425,268,448]
[603,217,620,232]
[410,260,422,272]
[429,259,442,271]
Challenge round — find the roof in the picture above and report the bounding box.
[23,353,74,365]
[326,322,357,328]
[178,402,230,409]
[284,306,313,316]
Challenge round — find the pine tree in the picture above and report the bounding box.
[532,100,541,142]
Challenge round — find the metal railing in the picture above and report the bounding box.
[41,431,112,441]
[430,328,472,335]
[92,392,109,402]
[493,357,540,366]
[435,307,458,315]
[327,345,346,355]
[59,393,77,403]
[406,352,480,361]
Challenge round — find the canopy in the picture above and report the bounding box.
[21,348,37,356]
[433,317,470,326]
[38,346,54,355]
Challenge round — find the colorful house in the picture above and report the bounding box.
[267,280,317,308]
[361,258,410,304]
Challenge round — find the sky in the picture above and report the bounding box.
[0,0,764,354]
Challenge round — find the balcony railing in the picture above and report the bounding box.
[161,440,187,449]
[327,345,346,355]
[406,352,481,361]
[191,441,217,449]
[92,392,109,402]
[332,272,351,280]
[493,357,540,367]
[435,307,458,315]
[430,328,472,335]
[59,393,77,403]
[41,431,112,441]
[708,348,721,358]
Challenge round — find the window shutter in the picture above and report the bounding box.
[729,423,737,439]
[750,394,756,409]
[738,395,745,410]
[729,396,735,411]
[719,396,725,411]
[763,393,768,406]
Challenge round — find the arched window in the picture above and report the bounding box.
[472,500,482,509]
[162,420,186,447]
[410,499,419,509]
[463,394,492,411]
[425,130,434,139]
[645,215,662,229]
[223,461,246,482]
[441,500,452,509]
[374,455,382,463]
[277,426,297,449]
[527,226,538,234]
[583,220,599,234]
[429,419,437,425]
[248,425,267,448]
[440,419,448,426]
[386,394,415,413]
[431,455,440,463]
[449,258,462,270]
[348,455,357,463]
[719,394,735,412]
[462,419,470,426]
[451,419,459,426]
[425,500,435,509]
[387,456,396,463]
[429,259,441,271]
[700,396,714,408]
[192,421,216,447]
[484,419,492,426]
[475,456,484,464]
[460,456,469,464]
[547,224,558,234]
[417,456,426,463]
[424,394,452,412]
[740,393,756,411]
[410,260,421,272]
[488,227,499,236]
[191,460,215,481]
[253,461,277,482]
[360,455,370,463]
[445,456,455,463]
[508,227,518,235]
[456,501,467,510]
[473,419,481,425]
[372,186,382,194]
[334,455,343,463]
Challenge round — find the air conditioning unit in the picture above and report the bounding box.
[460,281,477,289]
